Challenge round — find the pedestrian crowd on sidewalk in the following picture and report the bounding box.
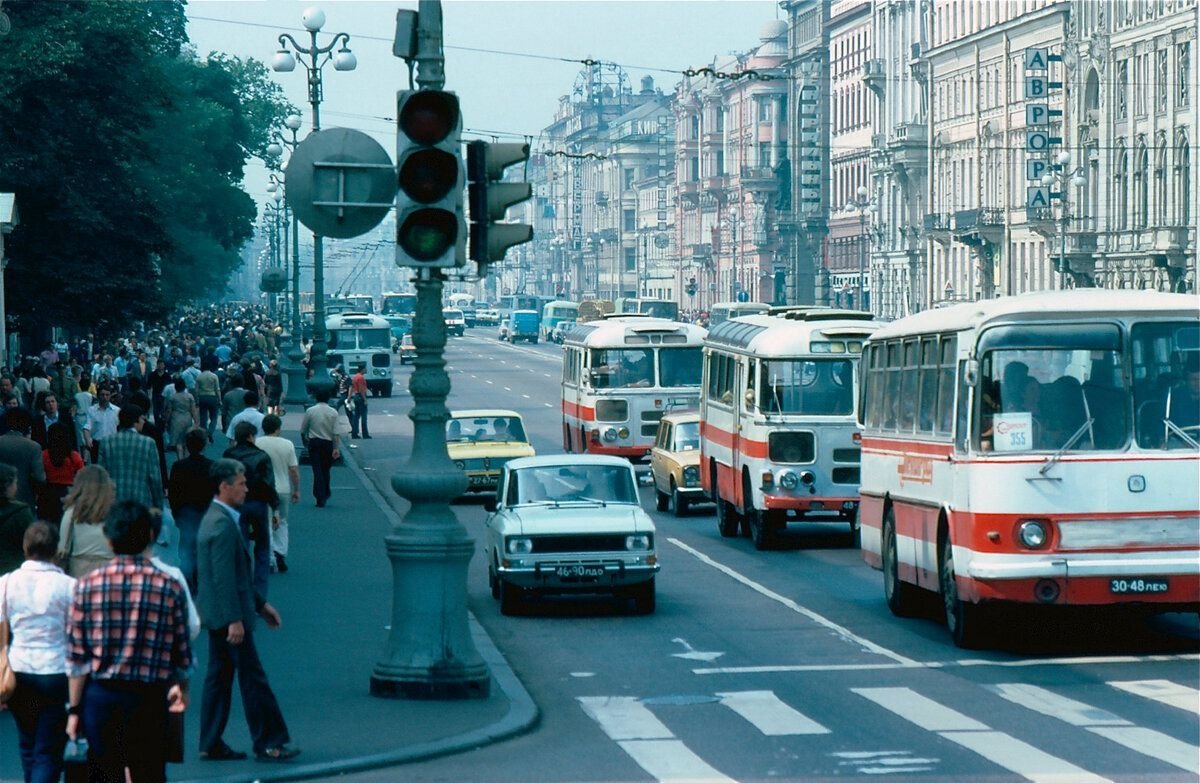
[0,302,354,783]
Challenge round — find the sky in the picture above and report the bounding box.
[184,0,781,206]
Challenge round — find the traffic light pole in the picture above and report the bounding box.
[372,0,489,699]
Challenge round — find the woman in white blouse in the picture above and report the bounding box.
[0,521,75,783]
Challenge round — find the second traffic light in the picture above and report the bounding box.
[395,89,465,269]
[466,140,533,277]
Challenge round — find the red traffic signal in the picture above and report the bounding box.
[397,90,459,145]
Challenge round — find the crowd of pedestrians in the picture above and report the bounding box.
[0,305,319,783]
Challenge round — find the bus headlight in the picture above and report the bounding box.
[454,460,465,470]
[617,427,630,440]
[799,471,815,487]
[506,537,533,555]
[625,534,652,551]
[603,427,618,442]
[778,470,799,490]
[1017,519,1049,549]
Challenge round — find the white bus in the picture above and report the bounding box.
[325,312,393,397]
[700,308,878,549]
[561,317,707,459]
[707,301,770,327]
[541,300,579,340]
[858,290,1199,647]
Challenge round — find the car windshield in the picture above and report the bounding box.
[446,415,527,443]
[760,359,855,415]
[673,421,701,451]
[508,464,638,505]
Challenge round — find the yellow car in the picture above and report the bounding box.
[650,412,706,516]
[447,409,536,493]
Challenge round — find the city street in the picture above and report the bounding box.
[332,330,1200,783]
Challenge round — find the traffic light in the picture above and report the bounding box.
[395,90,465,268]
[686,277,698,298]
[466,140,533,277]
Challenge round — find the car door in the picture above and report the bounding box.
[650,421,673,493]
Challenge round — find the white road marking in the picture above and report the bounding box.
[692,654,1200,675]
[855,688,1111,783]
[992,683,1200,772]
[578,697,737,783]
[522,394,530,399]
[486,380,494,384]
[504,386,512,391]
[1108,680,1200,714]
[716,690,829,735]
[544,402,553,407]
[668,538,918,666]
[671,637,724,662]
[569,672,595,678]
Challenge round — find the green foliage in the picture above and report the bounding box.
[0,0,295,336]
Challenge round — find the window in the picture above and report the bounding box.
[623,209,636,232]
[1180,43,1192,107]
[1136,53,1148,115]
[660,347,703,387]
[1115,141,1129,229]
[1131,321,1200,449]
[1117,60,1128,119]
[1156,49,1169,112]
[623,168,635,191]
[590,348,653,389]
[759,359,854,415]
[624,246,636,272]
[936,337,957,436]
[1155,140,1168,224]
[707,352,735,404]
[1180,138,1192,227]
[917,337,939,434]
[1135,141,1149,228]
[898,340,919,431]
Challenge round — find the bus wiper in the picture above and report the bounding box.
[1163,419,1200,449]
[1036,418,1095,478]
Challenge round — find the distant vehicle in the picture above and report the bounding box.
[476,308,501,327]
[325,312,393,397]
[549,320,575,344]
[343,294,375,314]
[446,409,535,493]
[541,300,579,340]
[708,301,770,327]
[385,316,410,352]
[650,412,707,516]
[498,319,510,341]
[398,333,416,364]
[508,310,540,343]
[614,298,679,321]
[381,292,417,317]
[484,454,659,615]
[497,294,551,320]
[578,299,614,323]
[443,308,466,337]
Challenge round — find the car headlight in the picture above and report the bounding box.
[603,427,618,442]
[682,466,699,486]
[625,534,652,551]
[1018,519,1049,549]
[617,426,630,439]
[454,460,465,470]
[506,537,533,555]
[778,470,799,490]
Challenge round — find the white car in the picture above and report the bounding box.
[485,455,659,615]
[497,319,511,341]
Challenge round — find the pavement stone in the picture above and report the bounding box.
[0,419,537,783]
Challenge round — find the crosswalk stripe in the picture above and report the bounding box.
[855,687,1111,783]
[992,683,1200,772]
[1108,680,1200,714]
[578,696,673,741]
[715,690,829,736]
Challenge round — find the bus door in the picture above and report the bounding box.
[731,357,750,509]
[563,348,583,452]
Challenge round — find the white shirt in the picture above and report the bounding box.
[84,402,121,442]
[226,408,265,440]
[0,561,76,674]
[150,557,201,641]
[257,435,299,492]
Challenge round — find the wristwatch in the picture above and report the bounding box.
[67,704,82,716]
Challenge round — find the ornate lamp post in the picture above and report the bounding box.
[1040,150,1087,287]
[266,114,310,406]
[844,185,877,312]
[271,7,357,396]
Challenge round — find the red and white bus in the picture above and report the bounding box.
[699,308,879,549]
[561,317,707,459]
[858,290,1200,647]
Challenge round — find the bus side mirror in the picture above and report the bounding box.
[965,359,979,387]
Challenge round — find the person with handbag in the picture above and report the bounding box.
[56,466,117,579]
[0,463,36,578]
[1,521,76,783]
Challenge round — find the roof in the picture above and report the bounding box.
[564,317,707,346]
[870,290,1200,341]
[706,311,879,356]
[506,454,634,470]
[325,312,388,327]
[450,409,523,420]
[661,411,701,424]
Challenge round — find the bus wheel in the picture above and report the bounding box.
[940,534,988,648]
[748,508,773,550]
[716,499,740,537]
[882,507,919,617]
[847,509,861,548]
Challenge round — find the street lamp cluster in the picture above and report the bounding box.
[843,185,877,311]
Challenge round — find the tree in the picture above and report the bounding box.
[0,0,294,339]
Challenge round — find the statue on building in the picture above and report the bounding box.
[773,158,791,212]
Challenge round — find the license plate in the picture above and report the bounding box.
[556,565,605,579]
[469,474,493,486]
[1110,578,1169,595]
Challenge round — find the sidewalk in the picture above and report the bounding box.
[0,424,537,783]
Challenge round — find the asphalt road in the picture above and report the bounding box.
[332,328,1200,783]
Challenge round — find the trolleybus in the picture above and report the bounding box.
[381,292,416,317]
[614,297,679,321]
[561,316,707,459]
[541,300,579,340]
[325,312,394,396]
[858,290,1200,647]
[707,301,770,327]
[700,307,878,549]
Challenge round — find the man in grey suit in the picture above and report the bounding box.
[0,407,46,506]
[195,458,299,763]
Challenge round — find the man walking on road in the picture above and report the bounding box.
[222,422,277,599]
[99,405,164,512]
[256,414,299,574]
[347,365,371,439]
[196,458,298,764]
[82,386,120,464]
[0,408,45,507]
[299,388,340,508]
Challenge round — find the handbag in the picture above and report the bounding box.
[0,577,16,704]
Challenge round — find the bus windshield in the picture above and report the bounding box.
[659,347,703,387]
[1132,321,1200,450]
[358,329,390,349]
[760,359,854,415]
[590,348,654,389]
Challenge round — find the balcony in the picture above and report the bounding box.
[1024,206,1057,239]
[887,122,927,177]
[739,166,776,187]
[953,208,1004,248]
[863,58,886,97]
[1151,225,1189,252]
[703,174,730,192]
[923,213,951,245]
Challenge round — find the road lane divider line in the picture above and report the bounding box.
[715,690,830,735]
[854,687,1112,783]
[504,387,512,391]
[522,394,530,399]
[990,683,1200,772]
[1107,680,1200,714]
[667,538,918,666]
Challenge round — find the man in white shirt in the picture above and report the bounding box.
[224,391,265,442]
[255,415,299,573]
[82,386,120,463]
[299,389,340,508]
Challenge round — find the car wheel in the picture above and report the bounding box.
[670,479,688,517]
[631,578,655,615]
[941,533,987,648]
[748,508,774,551]
[655,486,669,512]
[499,580,524,616]
[882,507,919,617]
[488,564,500,600]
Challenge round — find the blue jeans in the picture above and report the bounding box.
[240,499,272,599]
[174,504,205,591]
[81,679,169,783]
[8,672,68,783]
[197,396,220,438]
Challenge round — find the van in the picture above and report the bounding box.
[508,310,540,343]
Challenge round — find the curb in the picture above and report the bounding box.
[176,437,540,783]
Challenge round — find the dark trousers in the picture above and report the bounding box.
[9,672,68,783]
[81,679,169,783]
[239,499,272,600]
[197,397,220,439]
[199,628,289,755]
[174,504,205,591]
[348,394,369,437]
[308,437,333,504]
[152,394,166,427]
